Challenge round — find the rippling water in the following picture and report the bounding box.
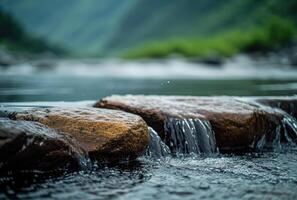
[1,151,297,199]
[1,57,297,199]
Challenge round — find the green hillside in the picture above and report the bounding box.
[1,0,296,57]
[0,0,137,56]
[107,0,297,54]
[123,17,296,59]
[0,10,64,55]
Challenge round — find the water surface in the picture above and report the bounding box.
[1,151,297,199]
[1,56,297,102]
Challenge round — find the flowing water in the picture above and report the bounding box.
[164,118,217,155]
[1,57,297,199]
[146,127,171,158]
[2,152,297,199]
[252,114,297,151]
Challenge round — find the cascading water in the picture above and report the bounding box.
[164,118,218,155]
[281,114,297,144]
[146,109,297,157]
[146,127,170,158]
[252,113,297,151]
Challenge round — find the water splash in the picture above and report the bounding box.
[164,118,218,155]
[146,127,170,158]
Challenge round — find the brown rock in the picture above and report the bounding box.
[0,118,85,172]
[10,107,149,161]
[252,96,297,118]
[95,95,297,152]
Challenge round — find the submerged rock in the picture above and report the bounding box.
[0,118,86,172]
[96,95,297,153]
[9,107,149,161]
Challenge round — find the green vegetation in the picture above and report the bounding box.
[0,10,64,54]
[1,0,297,56]
[122,17,296,59]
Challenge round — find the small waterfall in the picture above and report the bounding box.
[254,125,282,151]
[146,127,171,158]
[253,114,297,151]
[281,114,297,144]
[164,118,218,155]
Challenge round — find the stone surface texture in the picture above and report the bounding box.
[96,95,297,152]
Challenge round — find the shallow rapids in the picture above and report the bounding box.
[147,107,297,158]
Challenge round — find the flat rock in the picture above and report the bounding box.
[252,96,297,118]
[0,118,86,172]
[95,95,297,152]
[8,107,149,160]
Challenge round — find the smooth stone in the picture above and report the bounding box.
[9,107,149,161]
[95,95,297,152]
[0,118,86,173]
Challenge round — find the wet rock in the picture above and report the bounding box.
[252,96,297,118]
[0,118,86,172]
[95,95,297,152]
[9,107,149,161]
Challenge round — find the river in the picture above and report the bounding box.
[1,56,297,199]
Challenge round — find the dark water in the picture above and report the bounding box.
[1,58,297,199]
[1,152,297,199]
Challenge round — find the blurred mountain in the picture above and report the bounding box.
[0,0,296,57]
[0,10,64,56]
[0,0,136,56]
